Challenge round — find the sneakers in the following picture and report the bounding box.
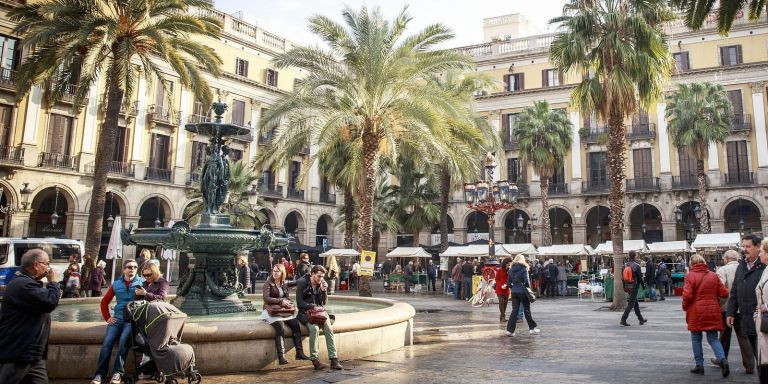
[110,373,122,384]
[505,331,516,337]
[529,328,541,335]
[90,375,102,384]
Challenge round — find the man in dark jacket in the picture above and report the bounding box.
[295,253,312,280]
[0,249,60,384]
[545,260,558,298]
[726,234,765,377]
[296,265,342,371]
[427,260,439,292]
[645,257,657,301]
[461,259,474,300]
[621,251,647,326]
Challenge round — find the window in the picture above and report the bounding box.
[678,148,697,184]
[191,101,211,122]
[149,133,170,170]
[0,34,20,75]
[672,52,690,72]
[46,114,73,154]
[726,140,749,175]
[632,148,653,186]
[542,69,562,87]
[587,152,607,184]
[112,127,130,163]
[289,161,301,190]
[266,69,279,87]
[228,148,243,163]
[231,99,245,126]
[501,113,518,143]
[726,89,744,115]
[155,80,173,110]
[235,58,249,77]
[507,158,525,184]
[261,170,275,188]
[190,141,208,172]
[720,45,742,66]
[503,73,524,92]
[0,104,12,147]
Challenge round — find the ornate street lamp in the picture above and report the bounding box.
[51,186,60,226]
[106,192,114,228]
[516,213,524,231]
[463,152,520,264]
[674,206,683,222]
[19,183,31,210]
[0,186,17,215]
[154,196,162,228]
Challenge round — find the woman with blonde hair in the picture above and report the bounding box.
[136,248,153,269]
[506,254,539,337]
[262,263,308,364]
[753,239,768,379]
[325,255,341,295]
[135,261,168,302]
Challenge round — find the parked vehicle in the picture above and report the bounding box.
[0,238,84,295]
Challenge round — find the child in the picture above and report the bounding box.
[62,263,81,298]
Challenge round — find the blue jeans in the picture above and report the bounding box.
[557,281,567,296]
[96,319,132,376]
[453,280,462,299]
[463,277,472,300]
[691,330,726,367]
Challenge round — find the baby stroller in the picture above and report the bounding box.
[123,301,201,384]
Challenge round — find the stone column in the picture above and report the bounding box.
[21,86,44,167]
[569,110,582,194]
[529,170,541,197]
[173,90,191,185]
[131,75,149,180]
[9,211,30,237]
[248,100,261,162]
[661,221,678,241]
[707,141,720,187]
[709,219,725,234]
[750,82,768,184]
[571,223,586,245]
[656,102,672,189]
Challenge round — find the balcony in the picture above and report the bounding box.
[319,192,336,204]
[148,105,180,126]
[120,101,138,118]
[259,134,274,146]
[0,145,23,165]
[60,83,78,103]
[0,68,16,91]
[456,33,556,60]
[144,167,172,182]
[671,175,701,190]
[38,152,76,170]
[299,146,310,155]
[287,187,305,200]
[186,171,201,186]
[582,128,607,144]
[723,171,754,185]
[516,184,530,197]
[187,114,211,124]
[731,114,752,132]
[547,183,568,195]
[582,180,609,194]
[626,177,661,192]
[84,160,135,178]
[503,137,519,150]
[261,184,283,199]
[626,123,656,140]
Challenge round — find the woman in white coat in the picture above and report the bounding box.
[754,238,768,381]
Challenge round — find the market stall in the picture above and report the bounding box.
[386,247,431,288]
[644,241,696,294]
[536,244,595,295]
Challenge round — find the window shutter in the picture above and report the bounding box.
[727,90,743,115]
[46,115,58,154]
[737,141,748,173]
[682,52,690,71]
[736,45,743,64]
[541,70,548,88]
[518,73,525,90]
[244,60,249,77]
[274,70,279,86]
[501,114,509,140]
[149,133,157,167]
[558,71,564,86]
[503,74,509,91]
[720,46,728,66]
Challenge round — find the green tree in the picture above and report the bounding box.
[549,0,674,309]
[257,6,471,296]
[10,0,222,258]
[389,157,441,246]
[336,178,401,255]
[670,0,765,34]
[666,82,732,233]
[184,161,266,227]
[513,101,573,246]
[316,137,362,248]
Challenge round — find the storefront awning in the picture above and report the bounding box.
[594,240,648,255]
[537,244,595,257]
[386,247,432,258]
[319,248,360,258]
[692,233,741,249]
[646,241,695,254]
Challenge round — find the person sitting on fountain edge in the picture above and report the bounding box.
[296,265,343,370]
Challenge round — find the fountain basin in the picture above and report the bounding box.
[46,295,415,379]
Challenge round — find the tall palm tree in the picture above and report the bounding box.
[513,101,573,246]
[336,178,401,255]
[389,157,441,246]
[258,6,471,296]
[670,0,765,34]
[666,82,732,233]
[316,136,363,248]
[549,0,674,309]
[10,0,222,258]
[184,161,266,227]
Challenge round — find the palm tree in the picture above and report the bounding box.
[513,101,573,246]
[316,137,363,248]
[336,179,401,255]
[390,157,441,246]
[258,6,471,296]
[549,0,674,309]
[184,161,266,227]
[666,82,732,233]
[10,0,223,258]
[670,0,765,34]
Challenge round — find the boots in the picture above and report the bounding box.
[330,358,343,370]
[311,359,328,370]
[274,336,289,365]
[499,297,508,322]
[292,332,309,360]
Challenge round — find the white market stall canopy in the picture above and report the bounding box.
[594,240,648,255]
[386,247,432,258]
[537,244,594,257]
[438,244,536,258]
[498,243,538,256]
[319,248,360,258]
[646,241,696,254]
[692,233,742,249]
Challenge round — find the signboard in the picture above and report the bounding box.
[322,238,328,251]
[440,256,450,271]
[466,232,489,242]
[359,250,376,276]
[430,233,455,246]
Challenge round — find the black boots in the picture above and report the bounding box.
[330,358,343,370]
[292,332,309,360]
[312,359,328,370]
[274,336,289,365]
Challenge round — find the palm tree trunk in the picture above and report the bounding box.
[696,160,710,233]
[439,165,451,253]
[540,177,552,246]
[607,113,627,310]
[357,131,380,297]
[343,185,354,248]
[84,61,125,259]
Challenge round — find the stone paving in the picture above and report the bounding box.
[52,290,759,384]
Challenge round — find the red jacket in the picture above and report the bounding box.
[495,266,510,296]
[682,263,729,331]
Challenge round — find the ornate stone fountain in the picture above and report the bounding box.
[123,102,289,315]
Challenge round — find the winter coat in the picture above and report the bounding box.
[88,267,105,292]
[716,261,739,312]
[237,264,251,290]
[451,264,462,282]
[726,258,766,336]
[623,260,645,290]
[753,268,768,365]
[495,266,510,296]
[0,272,60,363]
[296,275,328,325]
[295,261,311,279]
[556,266,567,282]
[507,263,531,294]
[657,263,669,283]
[546,263,559,282]
[137,277,169,301]
[262,277,296,310]
[682,263,729,331]
[645,262,656,285]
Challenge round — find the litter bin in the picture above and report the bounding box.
[605,275,614,301]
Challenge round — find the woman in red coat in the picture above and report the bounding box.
[495,258,512,322]
[682,254,730,377]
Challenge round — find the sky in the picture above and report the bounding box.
[213,0,569,48]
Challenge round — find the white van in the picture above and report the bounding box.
[0,238,85,294]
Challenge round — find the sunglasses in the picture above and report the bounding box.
[124,265,138,270]
[142,273,152,277]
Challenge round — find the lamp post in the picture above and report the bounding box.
[19,183,31,210]
[154,196,162,228]
[463,153,519,265]
[106,192,114,229]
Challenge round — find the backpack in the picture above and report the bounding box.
[543,266,551,279]
[66,273,80,290]
[622,265,634,284]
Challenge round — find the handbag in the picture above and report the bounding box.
[267,301,295,317]
[525,287,537,303]
[307,306,328,325]
[761,312,768,333]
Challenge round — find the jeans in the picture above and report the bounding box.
[463,277,472,300]
[546,280,556,297]
[557,281,567,296]
[95,319,132,377]
[506,293,537,333]
[307,321,337,360]
[453,280,462,299]
[621,288,645,323]
[691,330,725,367]
[0,360,48,384]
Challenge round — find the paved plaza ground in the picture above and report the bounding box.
[52,287,759,384]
